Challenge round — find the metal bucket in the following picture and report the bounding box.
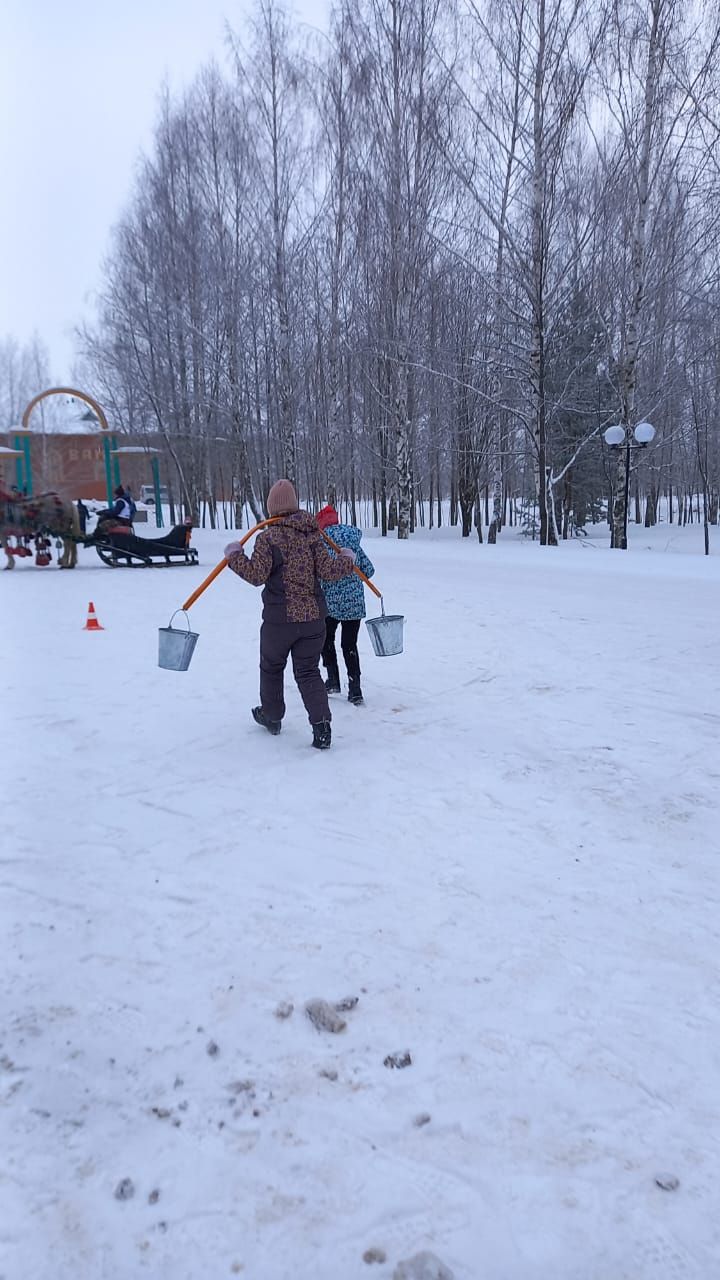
[365,601,404,657]
[158,610,199,671]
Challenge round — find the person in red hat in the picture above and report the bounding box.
[224,481,356,750]
[315,504,375,705]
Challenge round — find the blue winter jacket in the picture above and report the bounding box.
[320,524,375,620]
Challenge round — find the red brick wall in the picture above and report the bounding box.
[0,434,152,501]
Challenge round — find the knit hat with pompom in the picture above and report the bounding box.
[267,479,299,517]
[316,505,339,530]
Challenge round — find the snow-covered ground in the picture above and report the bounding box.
[2,522,719,1280]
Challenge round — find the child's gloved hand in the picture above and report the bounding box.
[224,541,244,558]
[340,548,356,562]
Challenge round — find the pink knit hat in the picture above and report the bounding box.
[267,479,299,517]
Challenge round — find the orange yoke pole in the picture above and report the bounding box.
[181,517,281,612]
[319,530,383,599]
[180,516,381,613]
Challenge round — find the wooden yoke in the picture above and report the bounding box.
[181,517,281,612]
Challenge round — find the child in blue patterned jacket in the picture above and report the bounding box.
[316,505,375,705]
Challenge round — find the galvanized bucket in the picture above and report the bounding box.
[158,610,199,671]
[365,600,404,657]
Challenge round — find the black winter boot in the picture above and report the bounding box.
[323,649,341,693]
[345,643,363,704]
[252,706,282,736]
[311,720,332,750]
[322,622,341,694]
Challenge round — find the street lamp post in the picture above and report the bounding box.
[604,422,656,549]
[74,404,118,504]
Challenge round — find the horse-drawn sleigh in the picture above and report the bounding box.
[1,487,198,570]
[91,516,199,567]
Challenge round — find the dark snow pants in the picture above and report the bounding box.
[322,618,361,686]
[260,619,330,724]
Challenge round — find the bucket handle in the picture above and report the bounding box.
[319,530,383,600]
[166,608,193,632]
[180,516,283,613]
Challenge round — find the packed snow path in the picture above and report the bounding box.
[2,526,719,1280]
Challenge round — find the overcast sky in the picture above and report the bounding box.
[0,0,328,382]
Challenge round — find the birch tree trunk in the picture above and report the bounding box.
[324,15,351,507]
[389,0,412,539]
[269,36,296,484]
[487,4,525,545]
[529,0,553,545]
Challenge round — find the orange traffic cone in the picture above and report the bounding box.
[83,601,104,631]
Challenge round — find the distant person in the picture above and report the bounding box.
[76,498,89,535]
[316,505,375,705]
[224,479,356,750]
[96,485,135,527]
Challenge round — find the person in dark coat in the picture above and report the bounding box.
[225,480,356,750]
[76,499,89,535]
[316,505,375,705]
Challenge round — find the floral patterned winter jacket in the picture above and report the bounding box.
[226,511,355,625]
[320,524,375,621]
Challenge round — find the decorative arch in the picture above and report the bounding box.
[19,387,114,502]
[22,386,109,433]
